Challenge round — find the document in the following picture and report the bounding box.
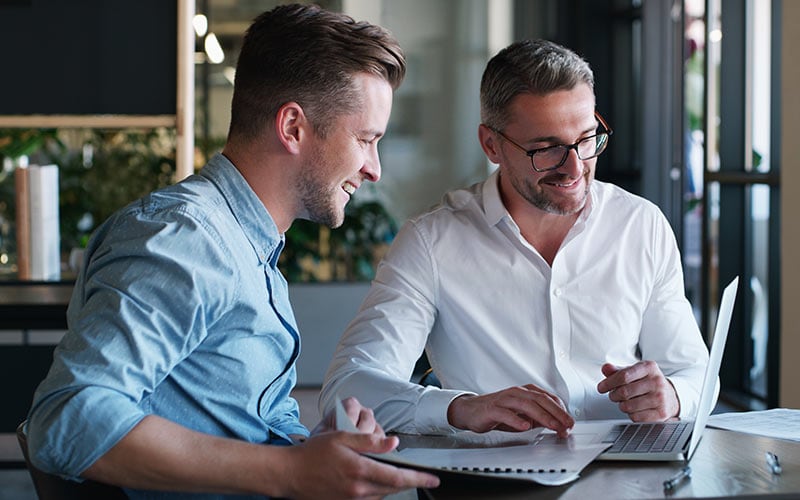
[707,409,800,442]
[335,399,608,486]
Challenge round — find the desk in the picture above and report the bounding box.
[400,428,800,499]
[0,282,72,330]
[0,282,72,432]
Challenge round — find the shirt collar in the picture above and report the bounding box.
[199,153,284,267]
[481,168,508,227]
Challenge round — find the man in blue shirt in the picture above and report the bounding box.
[25,4,439,498]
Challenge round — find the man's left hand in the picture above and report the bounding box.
[312,396,384,436]
[596,361,680,421]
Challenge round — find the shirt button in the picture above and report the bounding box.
[559,350,567,358]
[553,288,562,297]
[574,408,582,417]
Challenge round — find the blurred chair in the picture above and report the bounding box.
[16,421,128,499]
[418,367,441,388]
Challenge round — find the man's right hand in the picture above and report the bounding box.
[277,430,440,499]
[446,385,574,437]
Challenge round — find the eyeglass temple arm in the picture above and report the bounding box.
[594,110,613,136]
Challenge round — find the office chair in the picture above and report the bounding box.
[16,421,128,499]
[418,367,441,388]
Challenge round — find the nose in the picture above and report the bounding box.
[361,148,382,183]
[558,147,584,177]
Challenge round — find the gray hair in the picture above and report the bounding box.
[480,39,594,130]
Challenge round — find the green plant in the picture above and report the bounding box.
[1,127,396,283]
[279,199,397,282]
[0,128,176,273]
[57,128,176,250]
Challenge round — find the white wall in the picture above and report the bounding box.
[291,282,370,386]
[343,0,493,223]
[780,0,800,408]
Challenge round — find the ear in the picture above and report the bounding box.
[478,124,502,165]
[275,102,309,155]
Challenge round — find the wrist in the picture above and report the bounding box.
[446,394,474,429]
[256,443,298,498]
[666,378,681,418]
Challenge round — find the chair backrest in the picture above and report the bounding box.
[16,421,128,500]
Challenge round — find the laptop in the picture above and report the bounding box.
[570,276,739,461]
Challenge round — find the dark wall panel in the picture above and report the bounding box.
[0,0,177,115]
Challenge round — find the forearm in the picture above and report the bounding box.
[83,415,292,497]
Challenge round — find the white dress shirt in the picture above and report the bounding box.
[320,170,709,434]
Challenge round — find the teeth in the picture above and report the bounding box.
[342,183,355,195]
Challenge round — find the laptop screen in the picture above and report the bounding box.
[686,276,739,459]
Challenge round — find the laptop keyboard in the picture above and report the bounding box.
[602,422,690,454]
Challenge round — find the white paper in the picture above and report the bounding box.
[335,399,607,486]
[707,408,800,441]
[395,435,608,485]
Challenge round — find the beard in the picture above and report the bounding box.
[511,170,590,216]
[295,148,346,229]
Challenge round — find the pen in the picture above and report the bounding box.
[663,466,692,491]
[766,451,782,475]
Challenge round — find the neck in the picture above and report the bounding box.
[222,143,297,233]
[498,173,582,266]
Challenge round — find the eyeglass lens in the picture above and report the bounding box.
[532,133,608,171]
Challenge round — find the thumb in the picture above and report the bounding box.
[601,363,620,377]
[346,432,400,455]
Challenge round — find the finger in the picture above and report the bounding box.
[601,362,620,377]
[502,393,575,434]
[488,408,536,432]
[341,396,364,422]
[618,378,677,418]
[340,397,384,435]
[360,458,441,495]
[597,363,627,393]
[345,431,400,455]
[598,363,649,394]
[354,407,381,434]
[520,384,568,410]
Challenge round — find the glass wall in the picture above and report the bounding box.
[693,0,778,407]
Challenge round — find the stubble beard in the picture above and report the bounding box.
[515,172,590,216]
[296,149,346,229]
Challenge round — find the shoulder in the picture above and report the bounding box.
[591,180,666,223]
[406,179,487,233]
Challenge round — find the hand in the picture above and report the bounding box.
[597,361,680,422]
[447,385,574,437]
[280,423,440,499]
[313,396,384,436]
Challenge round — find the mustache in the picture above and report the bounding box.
[540,168,590,183]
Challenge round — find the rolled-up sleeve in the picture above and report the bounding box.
[26,207,235,478]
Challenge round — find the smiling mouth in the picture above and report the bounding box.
[543,169,590,189]
[342,182,356,195]
[544,177,580,188]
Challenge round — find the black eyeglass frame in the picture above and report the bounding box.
[488,111,614,172]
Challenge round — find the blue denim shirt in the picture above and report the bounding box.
[26,154,307,499]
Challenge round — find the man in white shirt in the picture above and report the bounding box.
[320,39,709,437]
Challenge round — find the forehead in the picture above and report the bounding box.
[336,73,394,132]
[505,84,596,135]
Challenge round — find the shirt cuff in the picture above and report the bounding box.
[414,389,475,434]
[667,376,702,419]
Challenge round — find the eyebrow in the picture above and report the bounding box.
[362,129,385,139]
[525,123,599,146]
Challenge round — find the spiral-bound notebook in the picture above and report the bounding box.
[334,399,608,486]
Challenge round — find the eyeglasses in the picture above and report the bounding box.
[489,111,613,172]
